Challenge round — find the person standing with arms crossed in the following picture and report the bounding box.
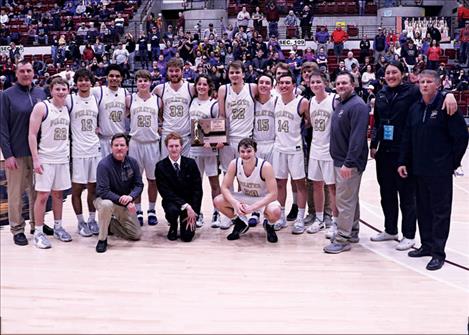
[0,60,47,245]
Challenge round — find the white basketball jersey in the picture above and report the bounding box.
[161,81,192,137]
[309,93,334,161]
[129,93,160,143]
[224,83,255,141]
[92,86,127,137]
[189,97,219,157]
[274,95,305,153]
[38,100,70,164]
[236,157,267,197]
[68,93,100,158]
[253,96,276,143]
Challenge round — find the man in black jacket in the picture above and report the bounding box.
[155,132,203,242]
[398,70,468,271]
[94,133,144,253]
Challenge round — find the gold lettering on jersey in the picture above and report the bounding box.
[275,110,295,120]
[104,101,125,109]
[75,109,98,119]
[164,96,189,106]
[255,110,275,117]
[50,117,70,127]
[132,106,158,115]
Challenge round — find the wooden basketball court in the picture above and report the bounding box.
[1,150,468,334]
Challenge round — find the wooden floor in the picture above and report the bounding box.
[1,150,468,334]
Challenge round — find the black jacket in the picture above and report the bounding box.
[399,92,468,176]
[371,83,420,152]
[155,156,203,214]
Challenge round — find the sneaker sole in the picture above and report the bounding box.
[323,244,352,254]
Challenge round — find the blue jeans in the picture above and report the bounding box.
[460,41,468,65]
[268,22,278,38]
[334,43,344,58]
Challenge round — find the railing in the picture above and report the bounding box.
[376,0,424,8]
[185,0,227,10]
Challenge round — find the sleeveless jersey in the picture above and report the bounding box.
[309,93,335,161]
[189,97,219,156]
[92,86,127,137]
[129,93,160,143]
[160,81,192,137]
[253,96,276,143]
[224,83,255,141]
[38,100,70,164]
[274,95,305,153]
[68,93,100,158]
[236,157,267,197]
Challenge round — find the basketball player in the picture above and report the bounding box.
[214,138,281,243]
[217,60,258,229]
[188,74,221,228]
[28,77,72,249]
[250,73,276,227]
[92,64,128,158]
[127,69,162,226]
[272,72,310,234]
[152,57,194,157]
[306,70,338,237]
[67,69,100,237]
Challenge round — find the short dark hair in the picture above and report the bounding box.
[228,60,244,73]
[164,132,183,146]
[238,138,257,152]
[256,73,274,85]
[111,133,129,146]
[309,69,329,84]
[194,74,214,97]
[49,76,69,90]
[384,60,406,74]
[167,57,184,69]
[106,64,124,77]
[335,71,355,84]
[74,68,96,85]
[277,72,295,84]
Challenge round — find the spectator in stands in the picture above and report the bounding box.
[386,29,398,46]
[315,26,329,53]
[162,40,176,61]
[427,23,441,43]
[0,9,9,25]
[398,30,408,47]
[361,64,376,91]
[316,47,327,72]
[125,33,136,72]
[87,22,99,44]
[265,0,280,38]
[35,22,49,45]
[0,24,10,46]
[299,5,313,40]
[203,23,217,40]
[82,43,95,63]
[332,60,346,83]
[415,53,426,73]
[237,6,251,32]
[459,21,469,66]
[454,68,468,91]
[303,47,315,62]
[331,25,348,59]
[426,39,442,70]
[359,34,371,63]
[373,27,386,63]
[358,0,367,16]
[441,74,452,90]
[285,10,298,38]
[252,6,264,32]
[148,26,161,62]
[344,51,359,72]
[112,42,130,67]
[437,62,448,78]
[401,38,417,73]
[163,24,175,43]
[177,12,185,32]
[457,2,469,28]
[92,38,105,62]
[77,22,89,45]
[9,42,21,64]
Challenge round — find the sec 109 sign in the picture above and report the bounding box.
[278,39,306,47]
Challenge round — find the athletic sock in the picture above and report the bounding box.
[316,212,324,222]
[76,214,84,223]
[34,225,44,235]
[281,207,285,220]
[88,212,96,221]
[136,203,142,212]
[54,220,62,229]
[292,192,298,204]
[297,208,305,221]
[148,202,156,211]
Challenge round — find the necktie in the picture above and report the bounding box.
[173,162,181,177]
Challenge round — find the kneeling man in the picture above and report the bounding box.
[214,138,281,242]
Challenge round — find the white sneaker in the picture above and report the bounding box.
[306,218,325,234]
[34,231,51,249]
[291,219,305,235]
[370,231,398,242]
[273,217,287,231]
[219,215,233,230]
[196,213,204,228]
[395,238,415,251]
[325,223,337,239]
[304,213,315,225]
[211,211,221,228]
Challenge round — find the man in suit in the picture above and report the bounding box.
[155,132,203,242]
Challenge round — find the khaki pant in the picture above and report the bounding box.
[6,156,36,235]
[334,167,362,243]
[94,198,142,241]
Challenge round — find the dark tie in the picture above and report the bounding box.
[173,162,181,177]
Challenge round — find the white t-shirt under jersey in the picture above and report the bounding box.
[67,93,100,158]
[38,100,70,164]
[309,93,334,161]
[129,93,160,143]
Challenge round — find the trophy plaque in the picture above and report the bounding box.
[191,118,227,146]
